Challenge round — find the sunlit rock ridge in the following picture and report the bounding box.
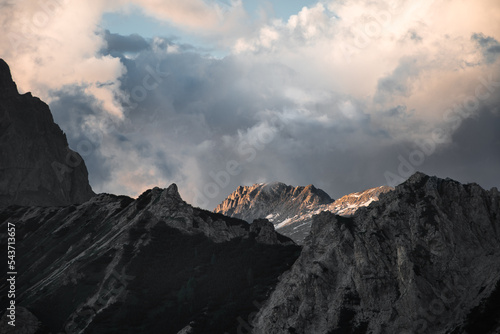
[215,182,393,243]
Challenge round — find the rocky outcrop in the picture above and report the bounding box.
[0,58,94,207]
[214,182,333,243]
[252,172,500,333]
[275,185,393,243]
[249,218,295,246]
[215,182,392,244]
[0,184,299,334]
[0,60,18,99]
[215,182,333,223]
[325,185,393,216]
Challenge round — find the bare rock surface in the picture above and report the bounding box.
[215,182,392,244]
[215,182,333,223]
[252,172,500,333]
[0,58,94,207]
[0,184,299,334]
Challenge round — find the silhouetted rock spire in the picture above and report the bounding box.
[0,59,18,98]
[0,59,95,207]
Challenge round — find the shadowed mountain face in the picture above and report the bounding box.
[252,173,500,334]
[215,182,392,244]
[0,60,300,334]
[0,185,300,334]
[0,59,94,207]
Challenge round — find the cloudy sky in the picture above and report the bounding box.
[1,0,499,209]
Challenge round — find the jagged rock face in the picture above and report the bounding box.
[276,186,393,244]
[249,218,294,245]
[215,182,392,244]
[325,185,393,216]
[215,182,334,223]
[252,173,500,333]
[0,59,94,207]
[0,184,299,334]
[0,60,18,99]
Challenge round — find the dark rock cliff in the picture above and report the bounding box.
[0,185,299,334]
[0,59,94,207]
[252,172,500,333]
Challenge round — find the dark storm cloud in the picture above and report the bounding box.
[117,49,295,135]
[374,57,420,104]
[102,30,150,54]
[48,80,185,194]
[46,33,500,208]
[472,33,500,64]
[150,37,199,53]
[379,87,500,192]
[416,104,500,189]
[383,105,411,119]
[49,87,114,191]
[99,42,407,205]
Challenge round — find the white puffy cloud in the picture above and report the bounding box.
[1,0,499,208]
[231,0,500,139]
[0,0,246,117]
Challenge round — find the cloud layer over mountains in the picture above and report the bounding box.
[1,0,499,208]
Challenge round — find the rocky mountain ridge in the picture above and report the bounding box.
[325,185,393,216]
[0,58,94,207]
[252,172,500,333]
[215,182,392,244]
[0,184,299,333]
[1,58,500,334]
[0,59,300,334]
[214,182,333,221]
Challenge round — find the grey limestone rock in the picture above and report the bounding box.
[0,183,298,333]
[252,172,500,333]
[215,181,392,244]
[0,58,95,207]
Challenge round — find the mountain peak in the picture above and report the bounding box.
[217,182,393,244]
[406,171,431,184]
[0,183,299,333]
[0,58,19,98]
[253,173,500,333]
[214,182,334,226]
[135,184,184,211]
[149,183,180,198]
[166,183,179,196]
[0,59,95,207]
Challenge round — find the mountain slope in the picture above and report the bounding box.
[215,183,392,244]
[0,59,300,333]
[325,185,393,216]
[215,182,333,222]
[252,173,500,333]
[275,186,393,243]
[0,185,300,334]
[0,59,94,207]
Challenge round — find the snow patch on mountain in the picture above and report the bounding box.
[215,183,393,244]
